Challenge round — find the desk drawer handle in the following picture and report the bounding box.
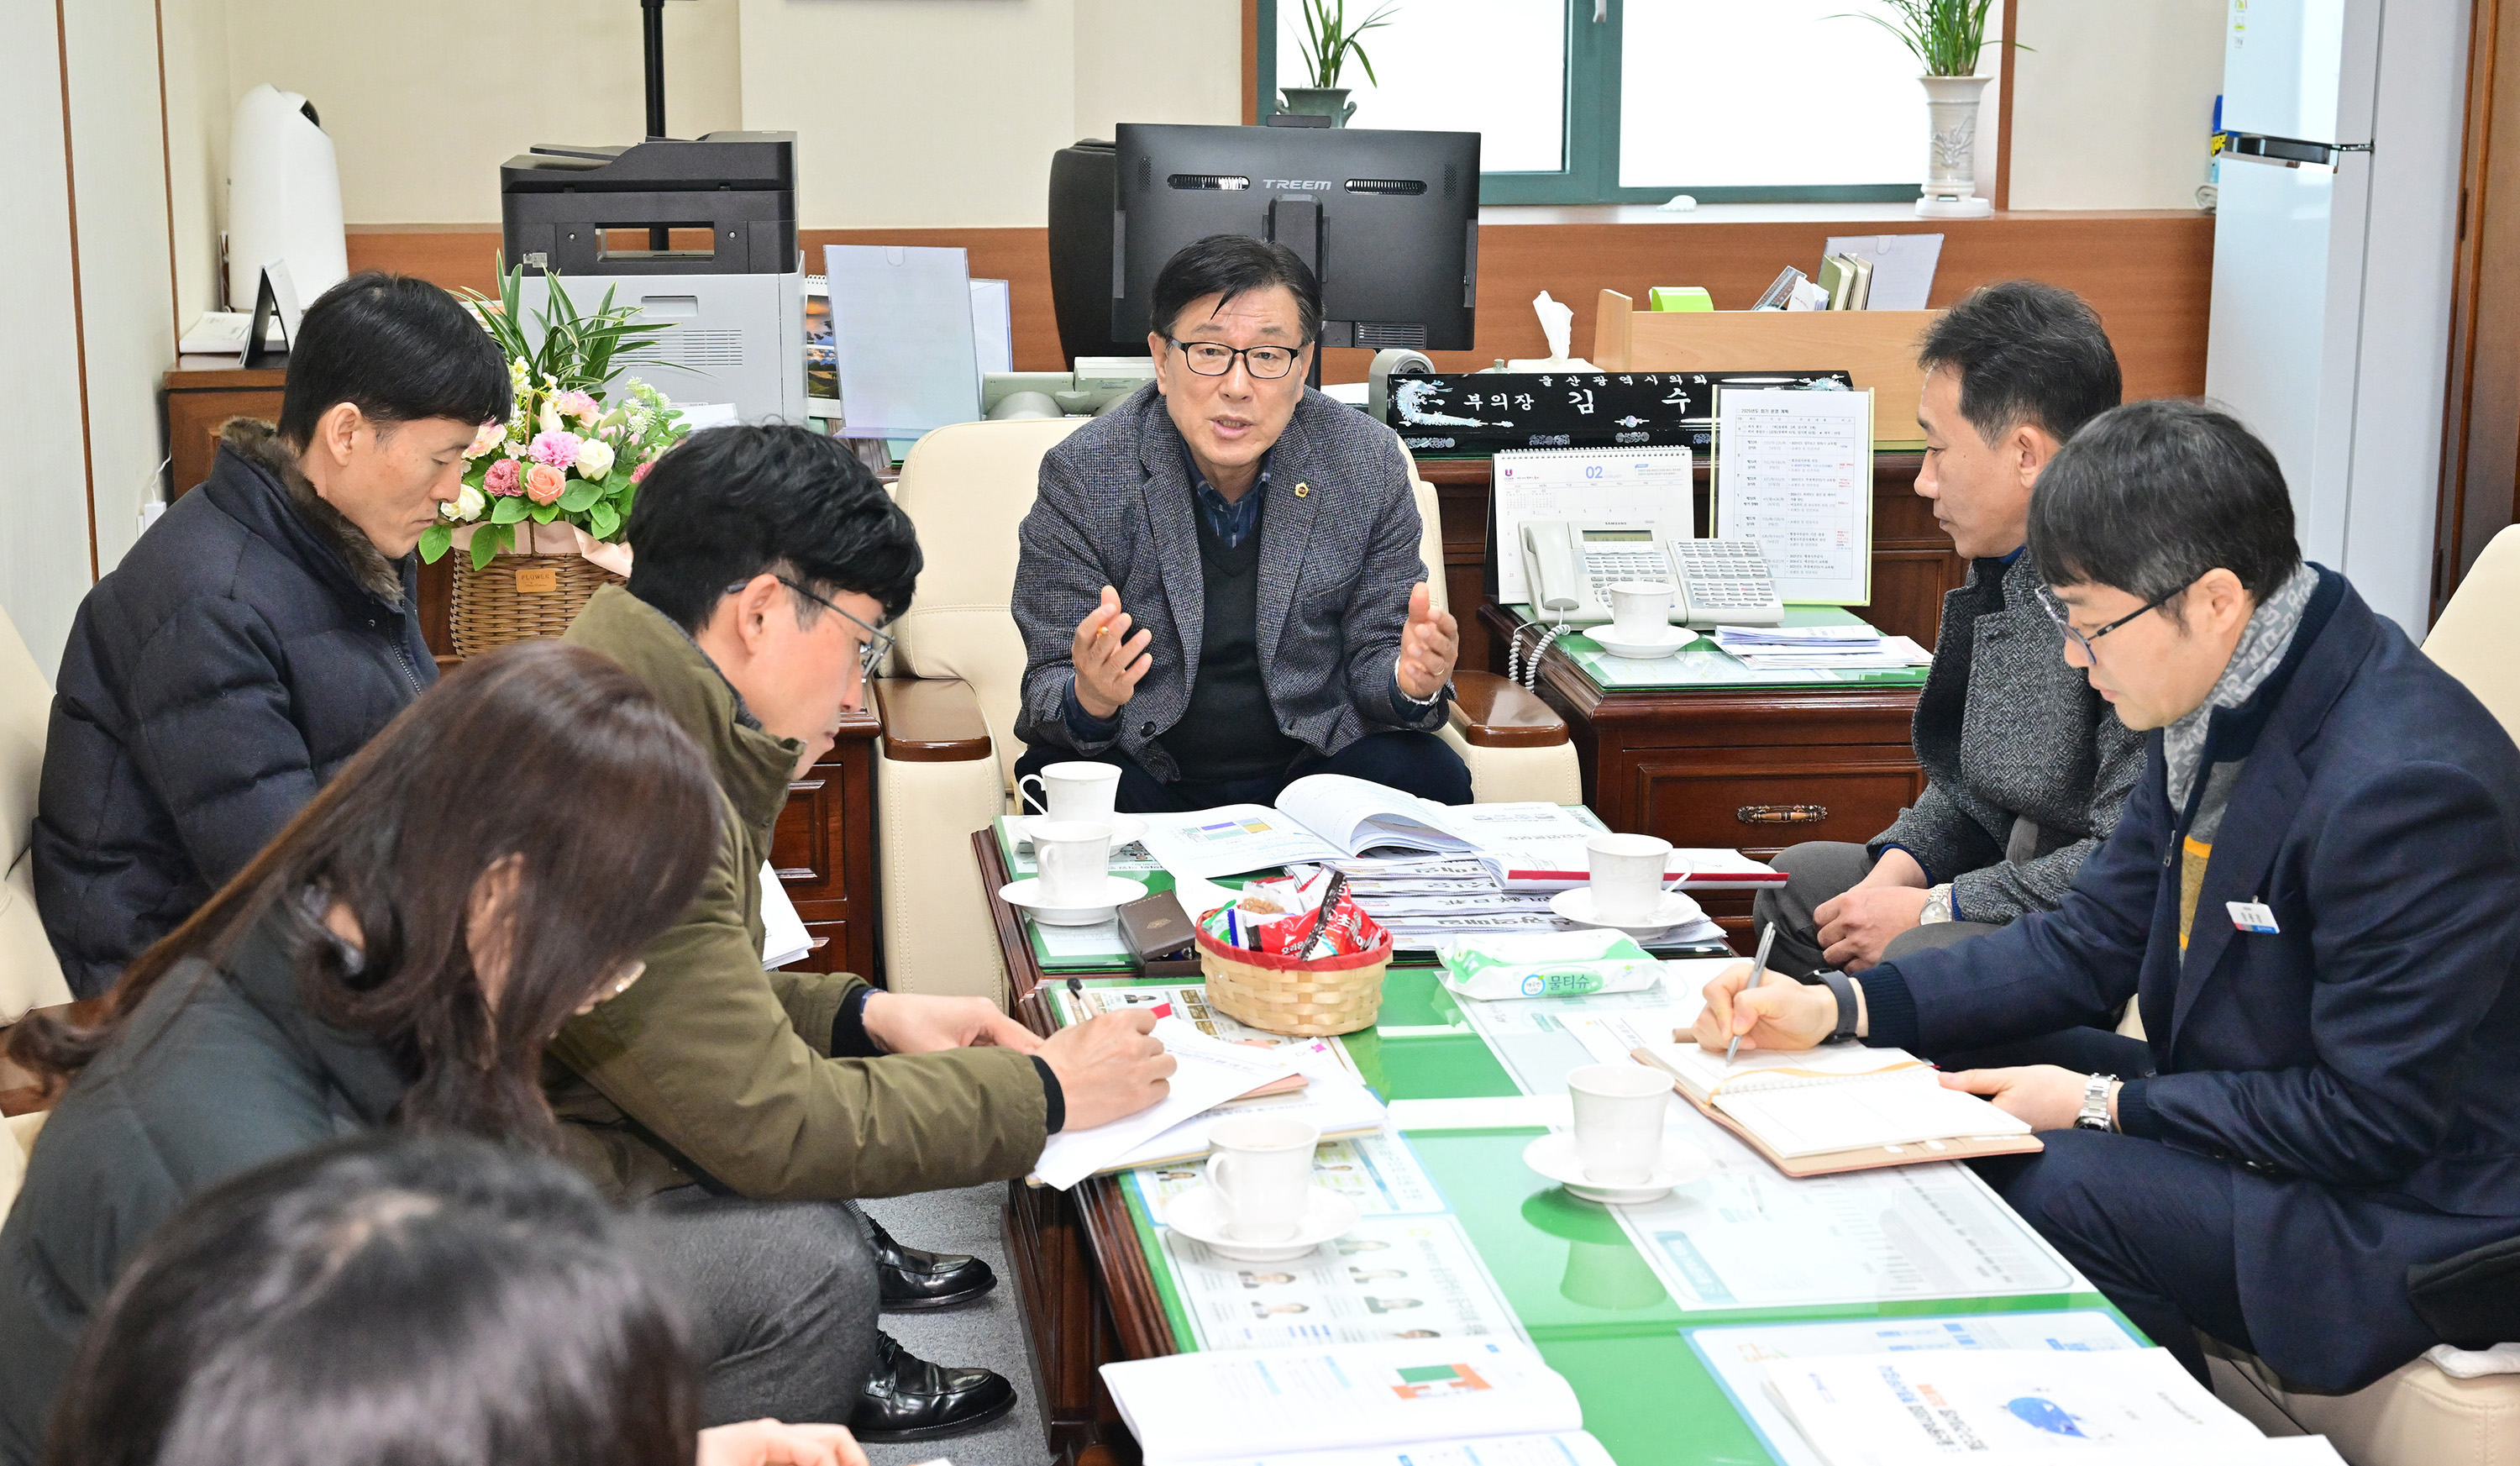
[1738,804,1829,826]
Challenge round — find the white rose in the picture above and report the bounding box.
[452,483,486,522]
[574,437,616,479]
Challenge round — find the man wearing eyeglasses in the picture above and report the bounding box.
[1011,234,1469,813]
[1752,281,2145,988]
[1696,397,2520,1394]
[551,426,1177,1445]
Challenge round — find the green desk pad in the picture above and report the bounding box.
[1068,964,2121,1466]
[1501,605,1931,693]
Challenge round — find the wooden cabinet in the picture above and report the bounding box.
[771,712,885,980]
[1419,451,1968,669]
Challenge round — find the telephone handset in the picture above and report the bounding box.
[1519,520,1785,627]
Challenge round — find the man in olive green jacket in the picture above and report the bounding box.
[547,425,1173,1445]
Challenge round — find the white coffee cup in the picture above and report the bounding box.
[1586,831,1673,925]
[1205,1114,1320,1243]
[1030,818,1114,906]
[1608,580,1675,638]
[1566,1062,1672,1185]
[1019,760,1122,822]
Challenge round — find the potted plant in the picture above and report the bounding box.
[1280,0,1399,127]
[1840,0,2016,218]
[422,260,696,655]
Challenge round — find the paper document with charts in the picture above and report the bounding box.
[1100,1339,1608,1466]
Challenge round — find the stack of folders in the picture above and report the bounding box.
[1713,624,1933,670]
[1103,1339,1614,1466]
[1817,252,1875,310]
[1762,1346,2349,1464]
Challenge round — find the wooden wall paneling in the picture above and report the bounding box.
[344,213,2210,392]
[1315,212,2214,404]
[2438,0,2520,615]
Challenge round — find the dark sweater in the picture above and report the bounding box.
[1158,507,1300,782]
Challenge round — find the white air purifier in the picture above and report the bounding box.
[226,84,347,315]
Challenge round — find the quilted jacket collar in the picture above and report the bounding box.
[213,418,409,608]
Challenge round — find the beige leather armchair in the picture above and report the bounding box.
[2171,535,2520,1463]
[872,418,1578,1004]
[0,608,71,1026]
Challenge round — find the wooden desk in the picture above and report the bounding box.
[1418,451,1966,676]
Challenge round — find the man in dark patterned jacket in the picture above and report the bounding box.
[1011,234,1468,814]
[1755,282,2144,985]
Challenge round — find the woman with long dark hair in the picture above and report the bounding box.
[0,640,722,1465]
[45,1131,862,1466]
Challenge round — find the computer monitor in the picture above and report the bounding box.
[1100,123,1480,355]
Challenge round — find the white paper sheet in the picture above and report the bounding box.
[1714,387,1874,605]
[1610,1108,2087,1311]
[1190,1434,1616,1466]
[823,243,979,436]
[1158,1213,1530,1351]
[1822,233,1944,312]
[1032,1017,1296,1188]
[1491,446,1698,604]
[758,863,812,969]
[1685,1311,2142,1466]
[1109,1069,1389,1171]
[1101,1339,1582,1465]
[1138,804,1344,880]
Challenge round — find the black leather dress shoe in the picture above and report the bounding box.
[868,1216,996,1311]
[848,1331,1018,1443]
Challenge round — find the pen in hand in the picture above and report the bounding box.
[1725,924,1777,1066]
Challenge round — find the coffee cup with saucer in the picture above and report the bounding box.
[1590,626,1697,660]
[1521,1130,1712,1205]
[1549,886,1705,938]
[999,818,1144,924]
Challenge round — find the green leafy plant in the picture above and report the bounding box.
[418,260,694,570]
[1835,0,2020,76]
[1292,0,1399,89]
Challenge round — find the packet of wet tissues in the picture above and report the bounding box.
[1436,928,1662,1001]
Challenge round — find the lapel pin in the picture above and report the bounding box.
[1294,482,1310,498]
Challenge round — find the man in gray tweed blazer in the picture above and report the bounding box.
[1756,282,2144,981]
[1011,235,1468,813]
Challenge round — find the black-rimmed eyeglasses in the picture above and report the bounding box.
[726,577,895,679]
[2036,582,2180,665]
[1168,338,1302,379]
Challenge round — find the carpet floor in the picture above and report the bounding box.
[859,1184,1055,1466]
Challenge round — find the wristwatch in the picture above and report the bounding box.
[1815,969,1861,1044]
[2075,1073,2118,1132]
[1918,884,1956,925]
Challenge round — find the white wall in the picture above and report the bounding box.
[2008,0,2228,210]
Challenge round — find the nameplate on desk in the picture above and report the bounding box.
[1389,369,1853,454]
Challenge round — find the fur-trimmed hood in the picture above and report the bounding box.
[216,418,407,607]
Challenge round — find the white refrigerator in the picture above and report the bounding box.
[2204,0,2469,634]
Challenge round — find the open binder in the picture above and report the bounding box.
[1630,1039,2043,1177]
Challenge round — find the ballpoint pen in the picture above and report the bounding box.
[1725,923,1777,1066]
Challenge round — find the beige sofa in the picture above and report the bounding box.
[870,417,1580,1004]
[2174,528,2520,1463]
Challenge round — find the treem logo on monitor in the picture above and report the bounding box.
[1261,178,1334,191]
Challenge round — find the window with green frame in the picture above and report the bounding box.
[1258,0,1945,205]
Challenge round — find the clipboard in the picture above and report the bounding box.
[1630,1045,2044,1177]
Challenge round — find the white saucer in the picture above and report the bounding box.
[1550,885,1705,938]
[1019,812,1149,849]
[1163,1183,1362,1262]
[999,875,1148,926]
[1522,1131,1712,1206]
[1591,626,1698,660]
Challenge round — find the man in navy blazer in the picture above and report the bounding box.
[1011,234,1468,813]
[1697,399,2520,1390]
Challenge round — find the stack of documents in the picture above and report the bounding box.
[1761,1345,2344,1465]
[1714,624,1932,670]
[1102,1339,1609,1466]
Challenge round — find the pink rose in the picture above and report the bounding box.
[524,463,568,505]
[629,459,654,484]
[554,389,601,423]
[482,457,523,497]
[528,430,584,469]
[464,418,507,460]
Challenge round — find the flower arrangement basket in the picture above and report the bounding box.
[425,259,689,655]
[1195,925,1394,1038]
[446,528,626,659]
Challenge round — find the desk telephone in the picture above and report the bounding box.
[1520,520,1786,627]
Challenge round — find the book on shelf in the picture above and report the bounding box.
[1633,1038,2040,1176]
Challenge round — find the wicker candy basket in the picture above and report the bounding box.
[1195,924,1394,1038]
